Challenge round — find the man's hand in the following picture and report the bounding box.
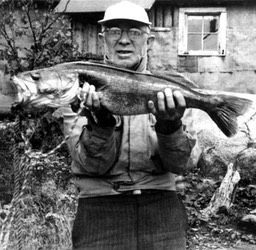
[147,89,186,134]
[148,88,186,121]
[77,82,115,127]
[79,82,101,111]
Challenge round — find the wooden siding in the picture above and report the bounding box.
[73,21,104,58]
[72,14,104,59]
[148,2,174,27]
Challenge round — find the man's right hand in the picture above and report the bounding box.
[77,82,116,127]
[79,82,102,111]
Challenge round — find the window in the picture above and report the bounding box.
[179,8,227,56]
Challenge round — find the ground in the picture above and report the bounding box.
[183,168,256,250]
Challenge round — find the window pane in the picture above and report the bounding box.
[203,33,218,50]
[188,34,202,50]
[204,16,219,33]
[188,16,202,32]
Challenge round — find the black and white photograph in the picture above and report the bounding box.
[0,0,255,249]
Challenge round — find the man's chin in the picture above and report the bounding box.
[115,59,139,69]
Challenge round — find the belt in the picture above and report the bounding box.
[119,189,167,196]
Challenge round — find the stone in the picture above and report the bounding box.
[234,147,256,183]
[239,214,256,232]
[197,146,228,179]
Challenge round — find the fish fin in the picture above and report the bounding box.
[208,96,252,137]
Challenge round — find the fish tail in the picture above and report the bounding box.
[207,95,252,137]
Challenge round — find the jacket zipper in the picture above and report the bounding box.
[127,116,134,183]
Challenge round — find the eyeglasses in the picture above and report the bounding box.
[103,27,149,41]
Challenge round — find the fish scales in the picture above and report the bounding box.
[11,61,252,137]
[54,62,216,113]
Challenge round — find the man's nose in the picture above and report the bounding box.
[119,30,131,44]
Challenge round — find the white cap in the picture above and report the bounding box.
[98,1,151,25]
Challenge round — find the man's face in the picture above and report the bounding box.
[100,20,153,69]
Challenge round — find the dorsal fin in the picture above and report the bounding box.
[52,60,199,89]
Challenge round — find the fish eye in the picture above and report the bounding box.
[30,72,40,81]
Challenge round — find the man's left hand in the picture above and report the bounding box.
[148,88,186,121]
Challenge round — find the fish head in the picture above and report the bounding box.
[12,69,79,108]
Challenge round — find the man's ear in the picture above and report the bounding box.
[98,33,106,50]
[147,34,155,50]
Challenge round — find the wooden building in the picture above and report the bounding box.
[55,0,256,93]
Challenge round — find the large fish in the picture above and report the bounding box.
[10,61,252,137]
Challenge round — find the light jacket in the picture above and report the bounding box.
[63,110,195,198]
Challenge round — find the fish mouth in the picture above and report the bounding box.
[12,76,29,93]
[11,76,27,103]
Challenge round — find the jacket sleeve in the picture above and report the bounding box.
[62,109,117,176]
[156,126,195,175]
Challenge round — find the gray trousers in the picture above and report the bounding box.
[72,190,187,250]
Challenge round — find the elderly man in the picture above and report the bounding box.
[65,1,195,249]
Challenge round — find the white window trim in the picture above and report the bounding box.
[178,7,227,56]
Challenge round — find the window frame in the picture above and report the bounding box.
[178,7,227,56]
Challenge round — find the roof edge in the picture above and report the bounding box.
[55,0,156,14]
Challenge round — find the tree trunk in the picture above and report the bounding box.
[200,163,240,220]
